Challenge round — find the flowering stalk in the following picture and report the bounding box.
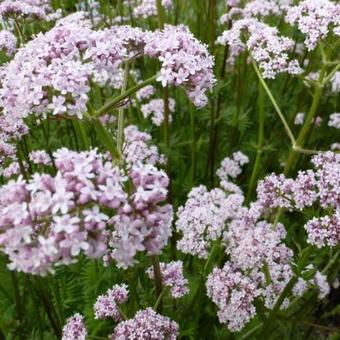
[284,65,326,175]
[156,0,171,151]
[10,272,24,328]
[117,62,130,156]
[261,246,314,337]
[206,0,217,186]
[94,74,158,117]
[252,60,296,147]
[246,80,265,203]
[151,255,163,313]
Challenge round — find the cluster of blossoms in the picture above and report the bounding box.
[328,113,340,129]
[285,0,340,50]
[141,98,175,126]
[144,25,215,107]
[0,0,59,22]
[146,260,189,298]
[257,152,339,247]
[62,313,87,340]
[216,151,249,192]
[220,0,292,23]
[29,150,52,166]
[1,161,21,178]
[105,163,173,268]
[94,284,129,321]
[176,152,248,258]
[123,125,166,168]
[176,150,334,332]
[0,19,214,166]
[136,85,155,101]
[133,0,172,18]
[206,199,330,331]
[111,307,178,339]
[217,18,302,78]
[176,185,245,258]
[206,263,260,331]
[0,146,172,274]
[0,30,16,56]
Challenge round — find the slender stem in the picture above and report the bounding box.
[162,87,170,148]
[11,272,23,324]
[323,63,340,84]
[322,250,339,274]
[252,60,296,146]
[190,104,196,186]
[153,290,165,311]
[156,0,166,27]
[284,67,326,175]
[34,279,62,338]
[118,306,128,320]
[261,276,298,338]
[246,80,265,203]
[117,63,130,156]
[240,323,263,339]
[92,119,120,160]
[94,74,158,117]
[13,17,24,45]
[72,120,90,150]
[151,256,163,313]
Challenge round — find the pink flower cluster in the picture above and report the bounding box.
[94,284,129,321]
[257,152,339,247]
[0,147,172,274]
[146,260,189,298]
[136,85,155,101]
[62,313,87,340]
[220,0,292,23]
[217,18,302,78]
[206,263,259,332]
[285,0,340,50]
[216,151,249,192]
[207,205,329,332]
[123,125,166,167]
[105,163,173,268]
[176,185,245,258]
[141,98,175,126]
[0,0,48,21]
[0,22,214,165]
[29,150,52,166]
[144,25,215,107]
[0,30,16,56]
[133,0,172,18]
[111,307,179,339]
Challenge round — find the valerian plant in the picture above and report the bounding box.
[0,0,339,339]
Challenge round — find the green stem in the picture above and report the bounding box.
[13,18,24,45]
[11,272,23,324]
[252,60,296,146]
[34,279,62,338]
[117,63,130,156]
[261,276,298,338]
[153,290,165,311]
[246,80,265,203]
[92,119,120,160]
[94,74,158,117]
[156,0,166,27]
[71,120,90,150]
[284,67,326,175]
[151,256,163,313]
[189,104,196,186]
